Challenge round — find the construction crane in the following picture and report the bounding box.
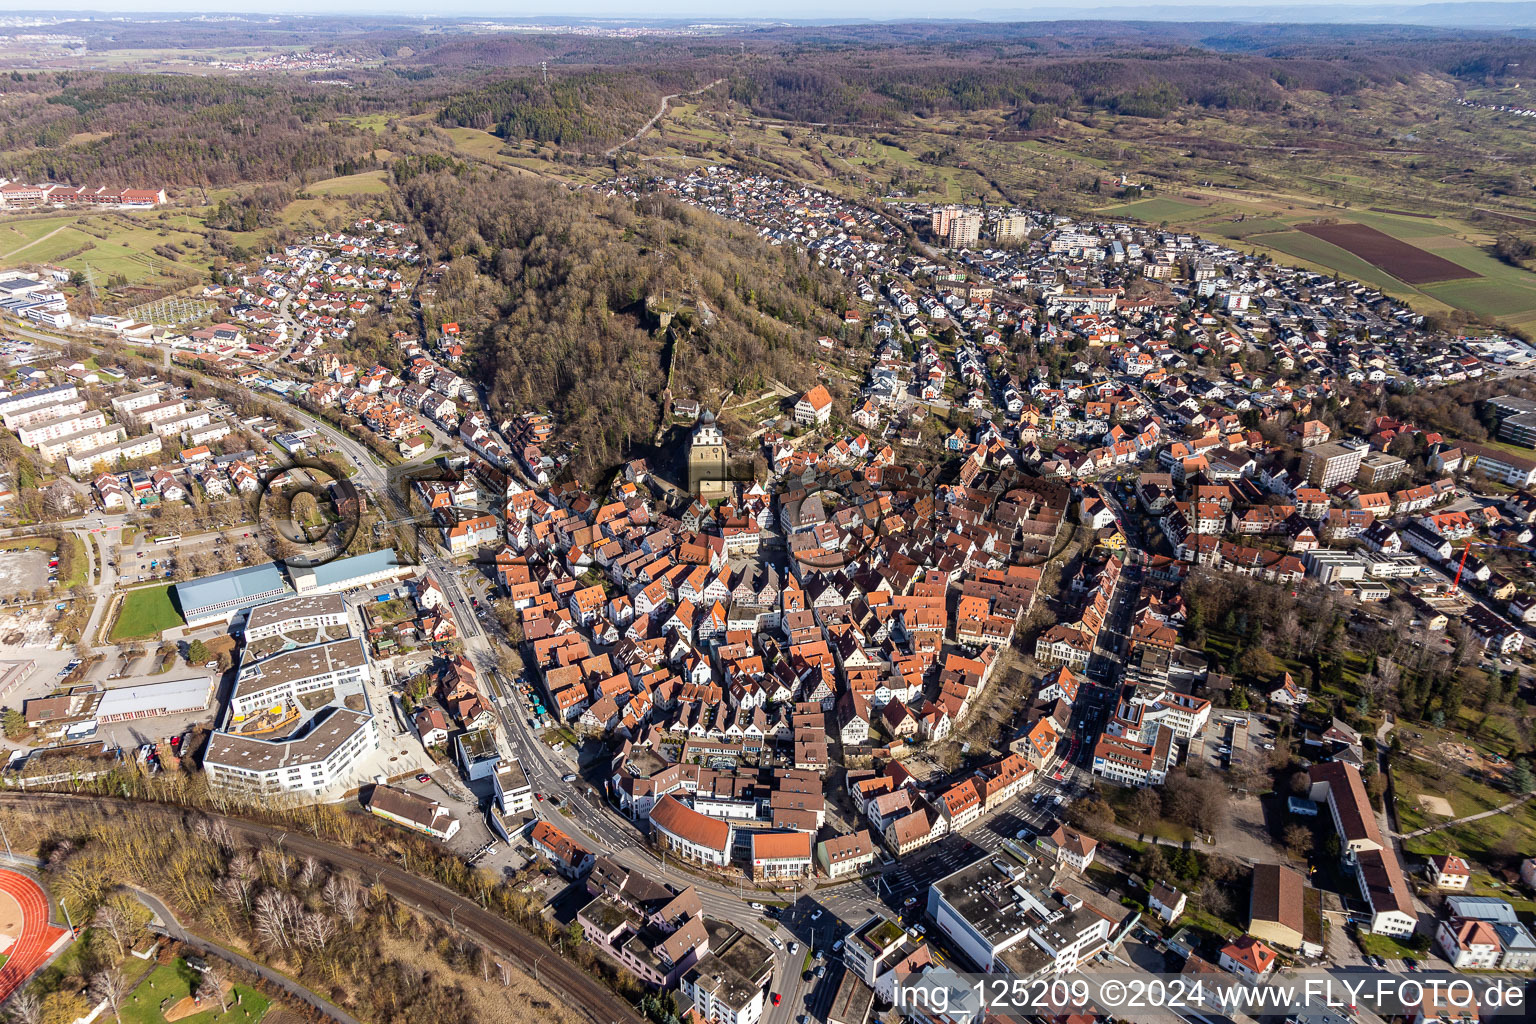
[1449,538,1535,595]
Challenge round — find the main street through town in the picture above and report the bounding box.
[421,547,892,1024]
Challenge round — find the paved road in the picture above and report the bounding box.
[131,887,363,1024]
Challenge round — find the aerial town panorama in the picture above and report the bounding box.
[1,8,1535,1024]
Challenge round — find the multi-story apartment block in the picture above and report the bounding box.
[242,593,350,642]
[203,707,378,798]
[229,637,369,720]
[1301,441,1365,490]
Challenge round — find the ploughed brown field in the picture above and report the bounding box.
[1296,221,1480,284]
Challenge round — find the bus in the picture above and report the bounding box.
[153,534,182,545]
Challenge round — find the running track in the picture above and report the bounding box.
[0,869,67,1002]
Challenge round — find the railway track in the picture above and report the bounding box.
[0,792,642,1024]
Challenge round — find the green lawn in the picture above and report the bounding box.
[1358,931,1429,959]
[1343,210,1458,240]
[64,534,88,588]
[122,961,270,1024]
[1099,197,1208,224]
[1423,276,1536,318]
[306,170,390,196]
[1209,217,1291,240]
[111,583,183,641]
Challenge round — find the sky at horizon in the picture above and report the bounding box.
[3,0,1533,19]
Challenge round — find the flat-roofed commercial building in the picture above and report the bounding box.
[290,549,411,595]
[926,848,1131,980]
[174,563,290,627]
[95,676,216,723]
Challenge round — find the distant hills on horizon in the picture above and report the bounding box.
[976,1,1536,29]
[12,0,1536,32]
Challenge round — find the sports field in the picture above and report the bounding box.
[111,583,184,640]
[0,869,68,1003]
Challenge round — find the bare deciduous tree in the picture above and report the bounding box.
[90,968,129,1024]
[4,989,42,1024]
[322,876,363,928]
[254,889,302,950]
[299,911,337,952]
[222,851,259,911]
[94,897,130,957]
[200,966,230,1014]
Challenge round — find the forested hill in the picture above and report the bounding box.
[0,73,420,187]
[437,70,710,150]
[393,171,850,478]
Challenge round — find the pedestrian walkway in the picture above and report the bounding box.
[131,888,362,1024]
[1395,791,1533,839]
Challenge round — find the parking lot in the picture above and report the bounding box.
[0,548,52,593]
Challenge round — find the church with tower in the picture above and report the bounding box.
[687,410,729,500]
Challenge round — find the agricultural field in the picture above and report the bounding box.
[1244,229,1422,297]
[1099,197,1213,225]
[1295,222,1477,284]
